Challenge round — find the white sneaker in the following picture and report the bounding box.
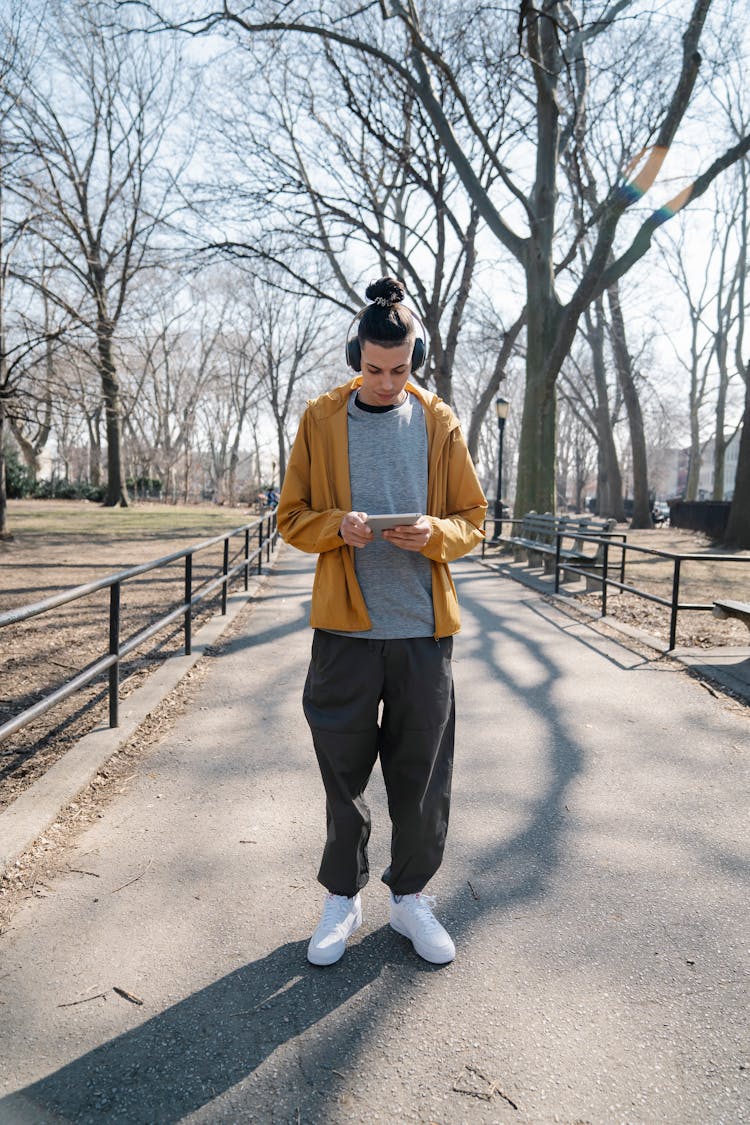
[390,892,455,964]
[307,892,362,965]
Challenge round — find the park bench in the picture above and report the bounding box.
[497,512,618,578]
[712,599,750,632]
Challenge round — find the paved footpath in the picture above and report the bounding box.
[0,548,748,1125]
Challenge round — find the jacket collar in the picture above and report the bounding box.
[307,376,457,434]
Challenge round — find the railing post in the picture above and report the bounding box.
[258,518,264,575]
[184,552,193,655]
[221,536,229,615]
[266,514,272,562]
[244,528,250,591]
[601,541,609,618]
[619,537,626,585]
[109,581,120,728]
[554,533,562,593]
[669,558,681,650]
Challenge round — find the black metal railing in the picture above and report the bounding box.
[480,515,517,556]
[0,510,279,744]
[554,534,750,650]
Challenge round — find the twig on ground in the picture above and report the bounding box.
[452,1063,519,1109]
[467,879,480,900]
[113,986,144,1006]
[110,858,153,894]
[57,991,108,1008]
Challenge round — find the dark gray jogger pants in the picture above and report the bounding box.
[302,630,455,897]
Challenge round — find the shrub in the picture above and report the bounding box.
[5,450,35,499]
[127,476,162,500]
[32,478,106,502]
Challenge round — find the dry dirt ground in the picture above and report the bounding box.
[0,499,270,814]
[483,525,750,649]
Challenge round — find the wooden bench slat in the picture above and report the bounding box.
[713,600,750,630]
[495,511,618,577]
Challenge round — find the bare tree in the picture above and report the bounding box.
[200,40,498,412]
[123,296,224,501]
[711,180,744,501]
[0,0,39,535]
[135,0,750,518]
[660,214,721,501]
[464,304,526,464]
[707,46,750,543]
[556,392,598,513]
[253,281,333,482]
[579,298,625,520]
[200,316,263,506]
[13,0,182,506]
[725,361,750,547]
[723,175,750,543]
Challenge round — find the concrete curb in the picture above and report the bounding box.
[0,555,281,876]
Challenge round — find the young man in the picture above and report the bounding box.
[278,277,486,966]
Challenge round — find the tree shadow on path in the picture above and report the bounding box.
[3,561,587,1123]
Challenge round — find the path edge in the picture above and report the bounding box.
[0,550,283,877]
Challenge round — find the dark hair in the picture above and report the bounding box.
[357,276,416,349]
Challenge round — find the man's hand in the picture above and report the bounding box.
[382,516,432,552]
[339,511,373,548]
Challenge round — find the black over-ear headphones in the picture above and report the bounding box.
[344,305,427,373]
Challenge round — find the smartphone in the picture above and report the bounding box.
[365,513,421,539]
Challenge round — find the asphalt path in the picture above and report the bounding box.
[0,546,748,1125]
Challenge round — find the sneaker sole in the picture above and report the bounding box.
[307,915,362,966]
[389,917,455,964]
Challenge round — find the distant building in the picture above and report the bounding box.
[696,431,740,500]
[649,446,689,500]
[648,432,740,501]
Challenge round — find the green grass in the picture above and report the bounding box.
[5,499,257,543]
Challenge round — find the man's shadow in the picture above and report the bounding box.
[2,928,409,1124]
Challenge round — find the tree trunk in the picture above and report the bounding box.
[607,280,652,528]
[276,415,287,486]
[9,423,40,479]
[685,418,700,501]
[228,435,241,507]
[182,448,191,505]
[586,297,624,520]
[430,332,453,405]
[466,310,525,461]
[513,3,563,518]
[574,439,588,513]
[724,366,750,548]
[515,282,559,515]
[0,150,9,539]
[0,396,9,539]
[87,407,102,487]
[97,317,129,507]
[713,327,728,500]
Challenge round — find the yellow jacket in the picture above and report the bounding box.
[278,377,487,637]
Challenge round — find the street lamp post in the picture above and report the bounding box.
[492,397,510,540]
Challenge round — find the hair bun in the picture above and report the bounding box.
[365,276,405,307]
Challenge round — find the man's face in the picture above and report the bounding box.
[357,340,413,407]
